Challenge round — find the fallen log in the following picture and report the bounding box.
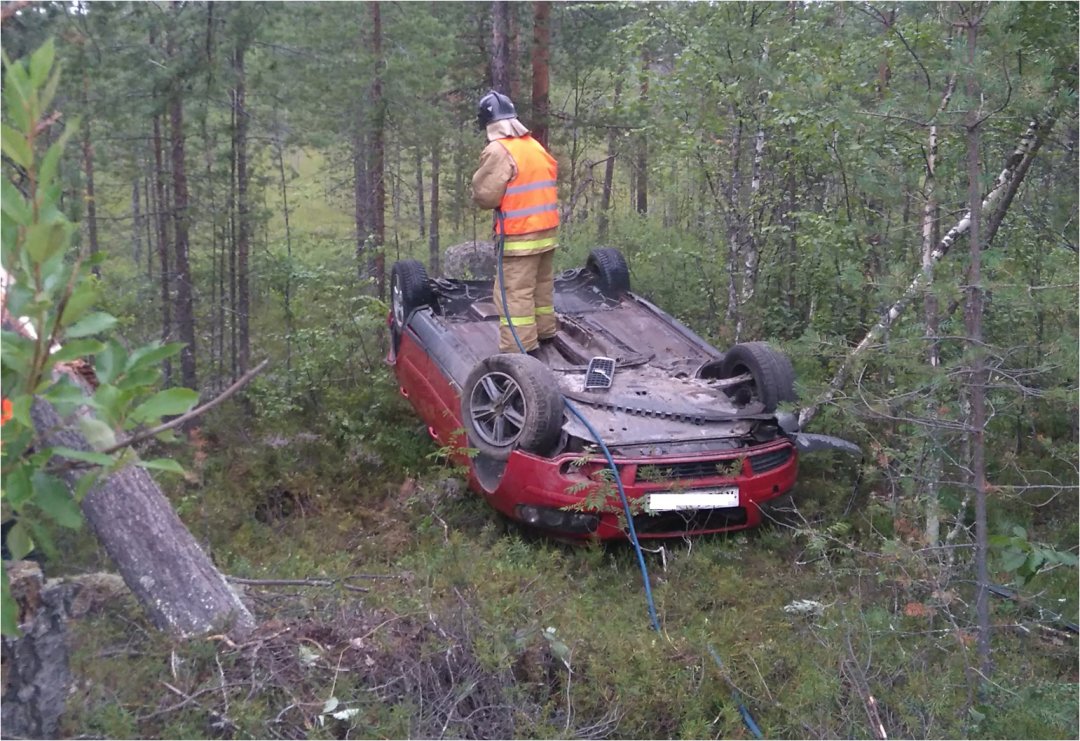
[30,392,256,639]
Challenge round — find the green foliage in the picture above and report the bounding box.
[0,42,195,636]
[991,526,1079,587]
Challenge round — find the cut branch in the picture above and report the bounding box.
[99,358,269,456]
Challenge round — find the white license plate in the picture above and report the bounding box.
[646,486,739,512]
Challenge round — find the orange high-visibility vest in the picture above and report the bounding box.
[497,136,559,236]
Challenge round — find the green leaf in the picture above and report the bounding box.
[59,282,100,327]
[4,464,33,508]
[10,394,32,427]
[1,178,31,225]
[91,383,130,428]
[1,566,22,636]
[74,469,102,502]
[126,342,186,374]
[38,138,64,190]
[48,339,105,364]
[25,517,58,560]
[0,330,35,369]
[52,447,113,466]
[41,377,89,415]
[24,221,68,262]
[40,69,63,118]
[130,387,199,423]
[94,340,127,385]
[1001,548,1028,572]
[28,38,55,87]
[78,417,117,451]
[64,312,116,339]
[0,123,31,167]
[4,61,30,132]
[5,519,34,559]
[136,458,186,475]
[32,472,82,529]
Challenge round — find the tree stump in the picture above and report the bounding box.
[1,561,71,740]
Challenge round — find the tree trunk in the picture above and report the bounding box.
[415,145,426,240]
[530,1,551,148]
[369,1,386,301]
[429,139,441,276]
[276,138,295,386]
[507,1,520,101]
[168,5,197,391]
[27,393,254,639]
[635,49,649,215]
[725,111,743,328]
[963,12,991,682]
[229,80,239,381]
[131,177,142,269]
[81,77,100,279]
[922,75,955,547]
[353,128,370,283]
[1,562,71,740]
[738,42,769,334]
[491,0,511,94]
[143,167,154,284]
[233,41,251,375]
[598,73,623,242]
[151,113,172,387]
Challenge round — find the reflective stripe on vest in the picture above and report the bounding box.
[498,136,559,236]
[502,236,558,252]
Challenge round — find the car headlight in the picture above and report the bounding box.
[516,505,599,534]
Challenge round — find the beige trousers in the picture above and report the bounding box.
[493,249,557,352]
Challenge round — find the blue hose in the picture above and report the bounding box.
[495,212,660,633]
[708,645,765,739]
[493,214,763,736]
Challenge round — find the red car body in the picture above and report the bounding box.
[387,254,807,541]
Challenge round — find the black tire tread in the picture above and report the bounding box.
[720,341,796,413]
[391,260,432,347]
[586,247,631,295]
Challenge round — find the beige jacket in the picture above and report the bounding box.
[471,119,558,247]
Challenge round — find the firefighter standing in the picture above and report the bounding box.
[471,91,559,355]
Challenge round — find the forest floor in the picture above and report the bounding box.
[52,375,1078,741]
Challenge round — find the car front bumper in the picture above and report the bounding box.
[479,442,799,541]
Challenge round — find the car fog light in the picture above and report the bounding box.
[518,505,542,525]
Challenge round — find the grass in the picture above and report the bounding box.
[52,148,1077,740]
[58,417,1078,738]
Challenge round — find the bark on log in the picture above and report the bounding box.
[797,96,1063,429]
[26,391,255,639]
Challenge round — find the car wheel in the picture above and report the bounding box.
[586,247,631,296]
[462,354,564,460]
[390,260,432,349]
[719,342,796,413]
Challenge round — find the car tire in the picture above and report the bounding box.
[719,342,796,413]
[390,260,432,350]
[461,354,564,460]
[586,247,631,296]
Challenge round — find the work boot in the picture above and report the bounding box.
[526,346,543,360]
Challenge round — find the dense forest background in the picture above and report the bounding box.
[2,1,1077,738]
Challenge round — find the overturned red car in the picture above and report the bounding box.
[387,247,856,541]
